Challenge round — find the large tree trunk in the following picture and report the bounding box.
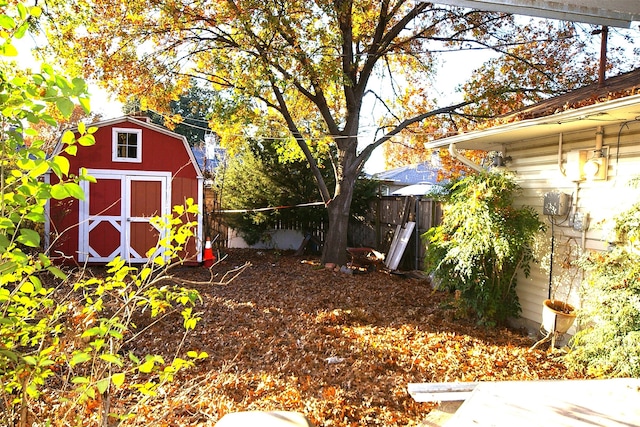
[322,177,355,265]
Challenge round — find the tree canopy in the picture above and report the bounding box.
[36,0,638,263]
[123,82,217,146]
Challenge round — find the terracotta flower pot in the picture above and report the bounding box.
[542,299,576,334]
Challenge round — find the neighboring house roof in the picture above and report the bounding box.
[372,161,441,185]
[192,134,227,174]
[192,146,226,174]
[426,68,640,151]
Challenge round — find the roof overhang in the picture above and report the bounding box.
[431,1,640,28]
[425,94,640,151]
[391,183,439,196]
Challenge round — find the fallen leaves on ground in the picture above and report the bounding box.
[71,249,588,426]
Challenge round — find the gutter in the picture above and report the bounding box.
[448,143,484,172]
[425,93,640,150]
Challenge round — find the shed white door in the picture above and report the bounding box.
[79,170,170,263]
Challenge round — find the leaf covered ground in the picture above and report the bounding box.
[83,249,586,426]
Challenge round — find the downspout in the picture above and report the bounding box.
[448,143,484,172]
[558,133,566,176]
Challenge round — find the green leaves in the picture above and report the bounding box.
[1,37,206,421]
[47,265,68,280]
[50,155,70,177]
[55,97,74,117]
[0,14,15,30]
[51,182,85,200]
[70,352,92,367]
[111,372,126,387]
[0,2,101,420]
[187,350,208,360]
[99,353,123,367]
[138,355,164,373]
[424,172,544,325]
[16,228,40,247]
[567,202,640,377]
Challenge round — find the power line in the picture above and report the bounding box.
[218,201,325,213]
[146,108,390,141]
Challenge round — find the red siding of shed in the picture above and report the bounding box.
[73,122,197,176]
[48,117,202,265]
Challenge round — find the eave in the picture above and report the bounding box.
[424,93,640,152]
[431,1,640,28]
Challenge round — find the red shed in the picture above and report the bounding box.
[46,116,203,265]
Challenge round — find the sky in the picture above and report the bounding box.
[15,36,124,119]
[363,48,496,174]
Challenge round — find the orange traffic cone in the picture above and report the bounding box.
[203,237,215,267]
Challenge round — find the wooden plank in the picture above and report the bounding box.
[408,382,478,402]
[385,221,415,271]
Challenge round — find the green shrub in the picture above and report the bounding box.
[567,202,640,377]
[0,5,207,425]
[423,171,545,326]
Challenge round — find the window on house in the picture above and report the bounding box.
[112,128,142,162]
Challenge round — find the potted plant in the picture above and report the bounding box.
[541,299,576,335]
[545,236,581,333]
[532,237,580,349]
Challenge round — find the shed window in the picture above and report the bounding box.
[112,128,142,163]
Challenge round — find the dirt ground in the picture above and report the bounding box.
[64,249,588,426]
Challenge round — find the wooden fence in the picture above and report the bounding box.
[206,185,442,270]
[203,187,228,249]
[350,196,443,270]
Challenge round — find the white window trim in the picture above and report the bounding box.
[112,128,142,163]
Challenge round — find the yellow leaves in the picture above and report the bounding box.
[163,113,183,131]
[22,249,586,426]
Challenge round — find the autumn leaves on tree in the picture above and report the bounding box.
[39,0,633,263]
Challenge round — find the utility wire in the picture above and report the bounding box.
[218,201,325,214]
[146,108,387,141]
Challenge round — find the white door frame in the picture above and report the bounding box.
[79,169,172,263]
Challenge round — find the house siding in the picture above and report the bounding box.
[504,120,640,333]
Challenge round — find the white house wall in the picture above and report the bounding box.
[503,120,640,334]
[227,228,306,251]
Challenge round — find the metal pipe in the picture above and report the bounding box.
[599,26,608,86]
[558,133,566,176]
[595,126,604,154]
[448,143,484,172]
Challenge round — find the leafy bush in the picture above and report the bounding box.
[219,140,377,246]
[0,5,207,425]
[423,172,545,326]
[567,202,640,377]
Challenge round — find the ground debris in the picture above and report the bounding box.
[48,249,586,427]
